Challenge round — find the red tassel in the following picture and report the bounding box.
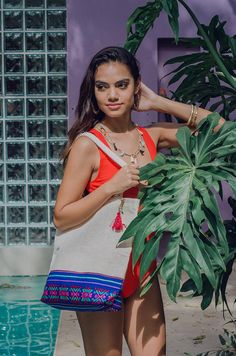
[112,211,124,232]
[112,198,126,232]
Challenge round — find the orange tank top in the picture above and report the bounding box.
[86,127,157,195]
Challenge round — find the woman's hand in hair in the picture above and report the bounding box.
[135,82,160,112]
[103,164,140,196]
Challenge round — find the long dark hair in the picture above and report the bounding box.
[61,46,141,167]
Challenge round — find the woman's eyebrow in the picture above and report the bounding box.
[95,78,130,85]
[116,78,130,84]
[95,80,108,85]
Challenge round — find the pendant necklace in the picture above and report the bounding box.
[98,123,145,164]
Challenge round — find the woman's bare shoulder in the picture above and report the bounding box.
[65,134,99,172]
[69,134,98,158]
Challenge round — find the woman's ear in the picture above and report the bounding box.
[133,80,141,111]
[135,79,141,94]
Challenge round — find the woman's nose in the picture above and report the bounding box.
[107,87,118,101]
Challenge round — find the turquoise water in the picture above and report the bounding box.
[0,276,60,356]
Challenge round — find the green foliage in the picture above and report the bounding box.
[119,114,236,304]
[124,0,236,310]
[124,1,236,113]
[161,0,179,42]
[124,1,163,54]
[164,16,236,119]
[124,0,179,54]
[178,0,236,92]
[181,177,236,312]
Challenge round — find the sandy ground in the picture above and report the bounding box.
[54,264,236,356]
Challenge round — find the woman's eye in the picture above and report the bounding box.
[96,85,105,91]
[118,82,128,89]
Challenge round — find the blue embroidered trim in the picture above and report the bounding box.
[41,270,123,312]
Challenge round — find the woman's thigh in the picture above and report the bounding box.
[123,277,166,356]
[76,308,124,356]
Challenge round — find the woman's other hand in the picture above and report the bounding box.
[104,164,140,195]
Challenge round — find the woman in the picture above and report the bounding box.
[53,46,224,356]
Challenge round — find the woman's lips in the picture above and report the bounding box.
[106,103,122,110]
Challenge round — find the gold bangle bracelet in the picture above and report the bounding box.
[192,105,198,126]
[187,104,194,126]
[187,104,198,127]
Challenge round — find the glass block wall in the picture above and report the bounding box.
[0,0,67,246]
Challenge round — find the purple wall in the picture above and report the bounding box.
[68,0,236,126]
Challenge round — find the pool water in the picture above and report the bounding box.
[0,276,60,356]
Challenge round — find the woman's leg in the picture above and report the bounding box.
[76,308,124,356]
[123,277,166,356]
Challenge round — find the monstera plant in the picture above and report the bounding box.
[119,115,236,306]
[163,15,236,120]
[122,0,236,310]
[124,0,236,111]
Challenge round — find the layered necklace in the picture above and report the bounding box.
[98,123,145,164]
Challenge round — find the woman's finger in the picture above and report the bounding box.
[131,174,140,181]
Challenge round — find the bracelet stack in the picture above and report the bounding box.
[187,104,198,127]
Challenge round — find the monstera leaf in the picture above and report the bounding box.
[119,113,236,305]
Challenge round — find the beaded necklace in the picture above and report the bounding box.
[98,123,145,164]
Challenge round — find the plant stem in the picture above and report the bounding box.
[178,0,236,91]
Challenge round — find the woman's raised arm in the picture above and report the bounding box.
[138,82,225,148]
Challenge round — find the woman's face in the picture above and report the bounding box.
[94,61,138,119]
